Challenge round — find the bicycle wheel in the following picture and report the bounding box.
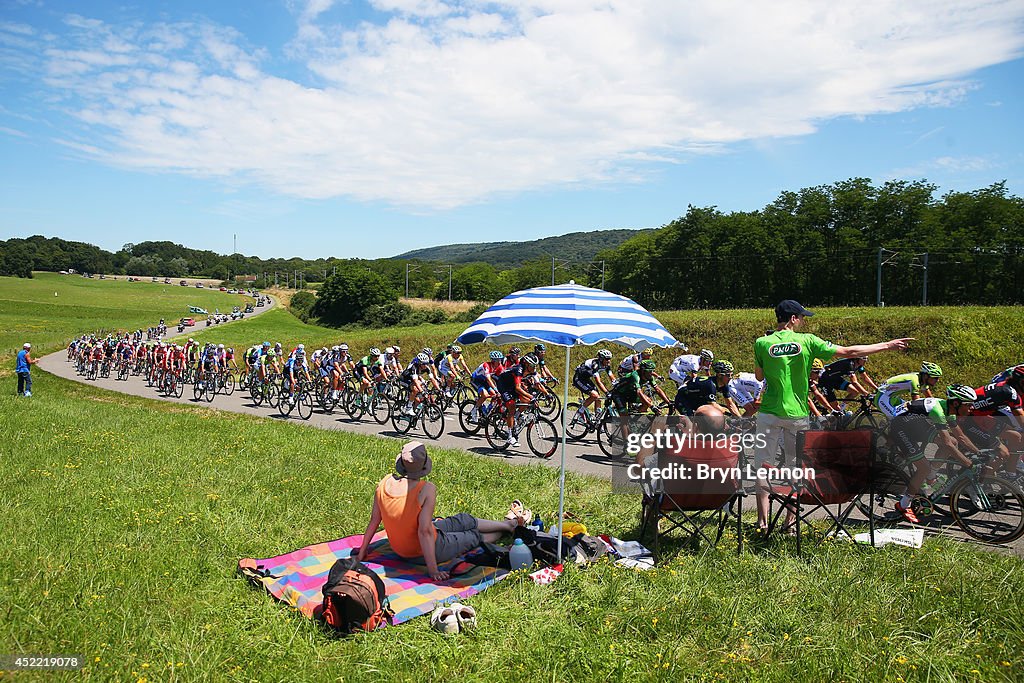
[205,376,217,403]
[251,382,264,407]
[266,383,279,409]
[598,414,629,459]
[949,475,1024,544]
[527,416,559,459]
[458,400,483,435]
[853,463,912,525]
[422,403,445,440]
[536,391,561,419]
[565,402,591,442]
[368,393,389,424]
[297,391,314,420]
[174,376,184,399]
[453,384,473,408]
[344,389,366,420]
[392,403,414,434]
[484,412,511,452]
[193,379,204,401]
[223,373,235,396]
[280,391,296,416]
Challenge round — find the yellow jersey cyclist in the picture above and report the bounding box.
[874,361,943,418]
[438,344,471,396]
[889,383,981,523]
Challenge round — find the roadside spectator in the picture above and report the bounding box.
[16,342,37,397]
[752,300,913,530]
[355,441,517,581]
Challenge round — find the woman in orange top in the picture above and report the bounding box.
[356,441,517,581]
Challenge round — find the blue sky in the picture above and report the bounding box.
[2,0,1023,260]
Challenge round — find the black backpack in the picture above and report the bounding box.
[320,558,393,634]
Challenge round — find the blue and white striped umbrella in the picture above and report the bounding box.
[457,282,679,557]
[456,283,678,351]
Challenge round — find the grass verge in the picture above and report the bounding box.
[2,374,1022,681]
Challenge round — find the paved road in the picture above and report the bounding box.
[38,295,631,481]
[37,298,1023,556]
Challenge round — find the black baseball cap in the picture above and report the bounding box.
[775,300,814,321]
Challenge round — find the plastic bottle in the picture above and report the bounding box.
[509,538,533,571]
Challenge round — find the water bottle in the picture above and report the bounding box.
[509,538,533,571]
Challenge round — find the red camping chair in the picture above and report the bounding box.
[639,439,744,561]
[764,429,877,555]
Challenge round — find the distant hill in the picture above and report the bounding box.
[393,229,652,268]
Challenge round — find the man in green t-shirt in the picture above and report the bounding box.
[753,300,914,530]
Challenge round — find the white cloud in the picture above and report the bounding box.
[24,0,1024,208]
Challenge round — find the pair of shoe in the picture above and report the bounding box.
[430,602,477,635]
[505,500,532,526]
[23,391,32,397]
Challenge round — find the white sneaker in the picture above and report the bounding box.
[468,410,478,423]
[402,405,414,416]
[509,437,520,448]
[288,396,295,406]
[430,605,459,635]
[332,390,340,400]
[24,391,31,397]
[451,602,477,631]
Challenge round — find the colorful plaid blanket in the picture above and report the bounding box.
[238,532,508,626]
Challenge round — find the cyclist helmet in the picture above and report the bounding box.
[700,349,714,363]
[262,341,270,348]
[597,349,612,360]
[946,384,977,403]
[521,353,538,367]
[189,338,195,343]
[640,348,653,359]
[392,345,400,353]
[416,352,430,364]
[534,343,546,353]
[297,344,305,351]
[384,346,394,354]
[369,347,381,356]
[811,358,825,371]
[446,344,454,352]
[266,350,276,358]
[296,348,306,357]
[920,361,942,377]
[508,346,521,356]
[422,347,433,357]
[340,343,349,351]
[321,347,328,354]
[489,350,505,361]
[639,359,656,372]
[274,342,282,350]
[218,344,225,350]
[712,360,734,375]
[451,345,462,354]
[332,345,340,352]
[227,348,233,353]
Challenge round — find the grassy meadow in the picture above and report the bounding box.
[2,273,1024,681]
[0,273,250,372]
[3,375,1022,682]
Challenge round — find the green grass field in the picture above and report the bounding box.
[3,274,1024,681]
[3,376,1022,682]
[0,273,250,372]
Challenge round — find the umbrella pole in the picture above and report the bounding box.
[557,345,571,561]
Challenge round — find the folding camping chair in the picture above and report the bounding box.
[764,429,877,556]
[638,439,744,561]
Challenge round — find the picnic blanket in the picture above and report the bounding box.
[237,532,508,626]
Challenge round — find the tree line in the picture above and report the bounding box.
[2,178,1022,313]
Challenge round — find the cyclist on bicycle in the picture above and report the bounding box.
[727,369,766,417]
[258,349,279,383]
[469,351,506,423]
[572,350,615,423]
[963,366,1024,480]
[874,361,942,418]
[400,352,439,416]
[808,358,833,416]
[355,348,383,395]
[384,346,402,379]
[283,346,311,406]
[620,349,670,408]
[669,347,713,388]
[198,344,220,388]
[819,356,877,402]
[438,345,470,396]
[889,383,981,523]
[609,359,657,414]
[495,353,539,448]
[673,360,734,416]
